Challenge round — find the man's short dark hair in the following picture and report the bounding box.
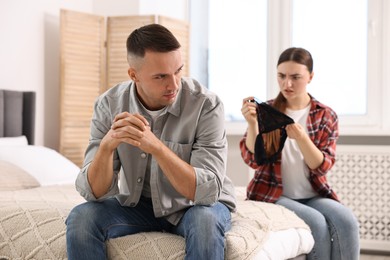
[126,23,181,58]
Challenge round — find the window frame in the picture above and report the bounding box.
[190,0,390,136]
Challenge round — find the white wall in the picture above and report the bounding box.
[138,0,188,20]
[92,0,188,20]
[0,0,94,148]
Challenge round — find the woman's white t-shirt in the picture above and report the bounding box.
[281,105,318,199]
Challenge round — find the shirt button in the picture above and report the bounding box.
[137,177,143,183]
[140,153,147,159]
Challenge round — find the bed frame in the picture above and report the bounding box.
[0,89,36,144]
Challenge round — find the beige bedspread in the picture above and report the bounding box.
[0,185,309,260]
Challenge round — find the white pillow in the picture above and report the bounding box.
[0,136,28,146]
[0,160,41,191]
[0,145,80,186]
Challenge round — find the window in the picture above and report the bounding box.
[292,0,367,116]
[190,0,390,135]
[208,0,267,121]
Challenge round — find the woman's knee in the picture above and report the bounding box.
[311,199,359,232]
[307,198,360,243]
[301,210,329,237]
[329,206,360,237]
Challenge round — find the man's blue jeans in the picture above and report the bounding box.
[276,196,360,260]
[66,196,231,260]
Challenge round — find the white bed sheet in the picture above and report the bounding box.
[253,228,314,259]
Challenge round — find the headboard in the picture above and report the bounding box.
[0,89,36,145]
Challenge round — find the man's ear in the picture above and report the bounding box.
[128,68,138,82]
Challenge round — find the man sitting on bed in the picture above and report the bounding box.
[65,23,236,260]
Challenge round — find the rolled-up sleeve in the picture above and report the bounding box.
[310,108,339,176]
[191,98,228,205]
[74,98,121,201]
[239,132,260,169]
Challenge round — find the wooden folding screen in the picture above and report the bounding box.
[60,10,105,167]
[60,10,189,166]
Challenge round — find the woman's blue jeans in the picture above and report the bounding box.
[66,196,231,260]
[276,196,360,260]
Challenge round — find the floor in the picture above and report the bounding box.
[360,254,390,260]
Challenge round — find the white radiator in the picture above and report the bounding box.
[329,145,390,253]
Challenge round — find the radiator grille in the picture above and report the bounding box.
[329,145,390,252]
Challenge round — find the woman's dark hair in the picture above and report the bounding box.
[263,47,313,158]
[126,23,181,58]
[277,47,313,73]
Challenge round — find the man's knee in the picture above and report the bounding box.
[66,202,100,228]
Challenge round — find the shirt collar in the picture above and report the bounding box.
[308,93,328,111]
[128,80,183,118]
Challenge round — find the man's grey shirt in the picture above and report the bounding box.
[75,78,237,225]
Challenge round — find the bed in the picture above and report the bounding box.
[0,89,314,259]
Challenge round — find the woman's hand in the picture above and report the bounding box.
[285,123,306,141]
[241,96,259,153]
[241,96,258,126]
